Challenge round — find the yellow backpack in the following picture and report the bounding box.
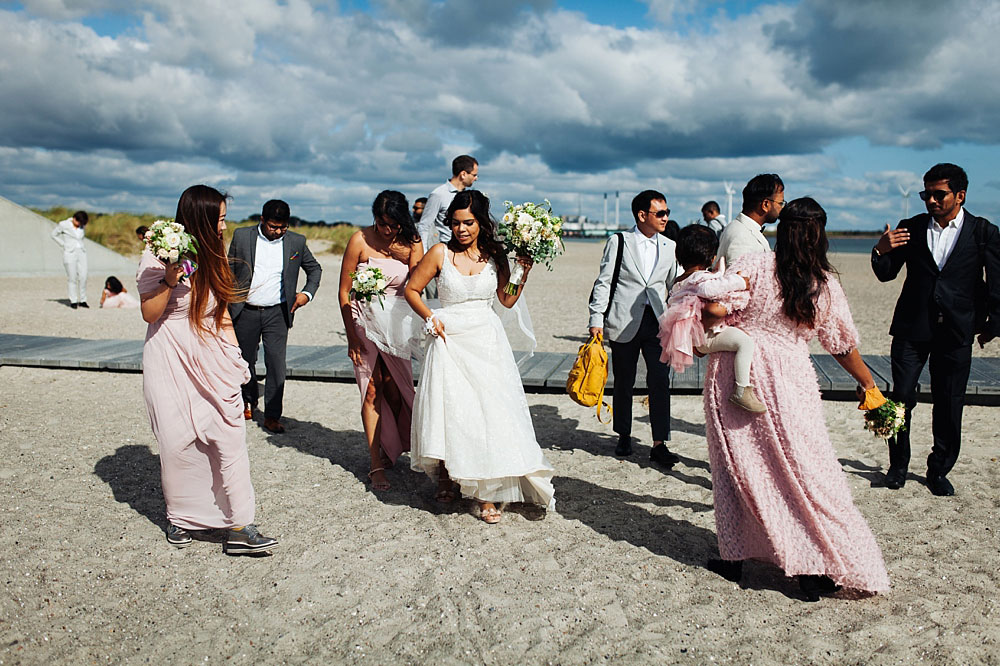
[566,332,612,423]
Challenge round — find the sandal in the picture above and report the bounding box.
[435,479,456,504]
[477,502,502,524]
[367,467,390,491]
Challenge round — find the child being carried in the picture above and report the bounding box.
[657,225,765,414]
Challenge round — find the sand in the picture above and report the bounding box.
[1,242,999,665]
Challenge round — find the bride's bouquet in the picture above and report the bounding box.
[498,200,564,295]
[863,397,907,439]
[350,265,388,309]
[144,219,198,277]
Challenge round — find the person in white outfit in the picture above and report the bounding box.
[51,210,90,308]
[716,174,784,267]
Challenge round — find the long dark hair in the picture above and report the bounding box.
[104,276,124,294]
[445,190,506,267]
[175,184,243,336]
[372,190,419,244]
[774,197,835,328]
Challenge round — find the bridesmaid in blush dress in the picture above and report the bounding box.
[139,185,278,554]
[702,197,890,600]
[339,190,423,492]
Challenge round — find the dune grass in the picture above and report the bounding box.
[33,207,357,256]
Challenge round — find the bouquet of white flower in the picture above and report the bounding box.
[144,220,199,277]
[863,398,907,439]
[498,200,564,295]
[350,265,388,309]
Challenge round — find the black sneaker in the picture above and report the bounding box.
[224,525,278,555]
[650,444,679,467]
[166,524,192,548]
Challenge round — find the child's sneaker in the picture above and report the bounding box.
[729,384,767,413]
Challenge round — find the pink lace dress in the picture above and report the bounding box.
[704,252,890,593]
[138,251,256,530]
[348,256,415,464]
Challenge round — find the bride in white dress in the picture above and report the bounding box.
[403,190,555,524]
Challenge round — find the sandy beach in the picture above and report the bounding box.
[2,242,999,664]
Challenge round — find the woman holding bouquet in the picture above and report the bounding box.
[701,197,889,600]
[139,185,277,554]
[339,190,424,491]
[404,189,555,524]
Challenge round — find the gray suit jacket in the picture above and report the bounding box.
[717,213,771,267]
[228,226,322,328]
[588,231,678,343]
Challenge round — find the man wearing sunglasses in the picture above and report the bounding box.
[229,199,323,434]
[717,174,783,267]
[588,190,680,466]
[872,163,1000,496]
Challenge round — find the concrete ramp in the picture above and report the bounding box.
[0,195,137,277]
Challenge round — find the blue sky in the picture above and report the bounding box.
[0,0,997,229]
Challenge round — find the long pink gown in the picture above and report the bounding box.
[138,251,256,530]
[348,257,415,464]
[704,252,890,593]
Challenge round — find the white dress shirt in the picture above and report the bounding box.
[927,207,965,270]
[632,225,659,282]
[51,218,86,253]
[418,181,460,246]
[246,226,285,306]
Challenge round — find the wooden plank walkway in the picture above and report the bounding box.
[3,332,1000,401]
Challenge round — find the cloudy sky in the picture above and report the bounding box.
[1,0,997,229]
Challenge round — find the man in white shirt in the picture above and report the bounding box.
[700,201,728,236]
[229,200,322,433]
[50,210,90,308]
[716,174,784,266]
[588,190,680,466]
[416,155,478,248]
[872,163,1000,496]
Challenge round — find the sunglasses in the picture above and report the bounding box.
[919,189,951,202]
[647,209,671,219]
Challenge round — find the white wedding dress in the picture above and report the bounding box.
[410,251,556,510]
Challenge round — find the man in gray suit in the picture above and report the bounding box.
[588,190,680,464]
[716,174,784,266]
[229,200,322,433]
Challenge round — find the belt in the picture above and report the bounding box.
[244,303,281,310]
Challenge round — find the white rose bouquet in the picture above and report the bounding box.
[863,398,907,440]
[144,219,199,278]
[498,200,564,295]
[350,265,388,309]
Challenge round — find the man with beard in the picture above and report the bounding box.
[717,174,784,266]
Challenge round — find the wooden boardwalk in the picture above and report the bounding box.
[2,332,999,401]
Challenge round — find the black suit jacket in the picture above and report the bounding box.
[228,226,323,328]
[871,211,1000,346]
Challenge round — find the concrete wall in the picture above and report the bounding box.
[0,195,138,278]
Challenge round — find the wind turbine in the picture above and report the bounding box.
[723,181,736,223]
[898,184,911,219]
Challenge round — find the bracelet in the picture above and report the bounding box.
[423,314,439,337]
[159,278,177,289]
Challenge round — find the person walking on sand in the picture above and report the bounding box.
[871,162,1000,496]
[587,190,680,465]
[51,210,90,308]
[228,199,322,434]
[339,190,423,492]
[716,174,783,266]
[405,190,555,524]
[416,155,479,249]
[139,185,278,555]
[702,197,890,601]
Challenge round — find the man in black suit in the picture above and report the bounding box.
[229,200,322,433]
[872,163,1000,496]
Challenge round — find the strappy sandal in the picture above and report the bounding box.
[476,502,502,524]
[435,479,457,503]
[367,467,390,491]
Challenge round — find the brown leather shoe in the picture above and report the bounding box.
[243,403,254,420]
[263,418,285,433]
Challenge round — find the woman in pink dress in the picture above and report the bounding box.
[100,276,140,309]
[703,197,890,601]
[338,190,423,492]
[139,184,277,554]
